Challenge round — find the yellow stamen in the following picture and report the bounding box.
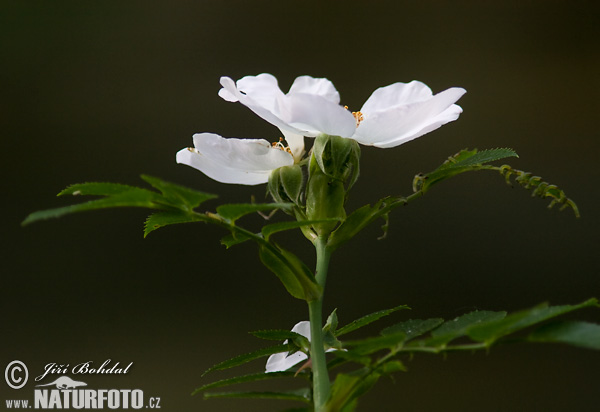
[344,106,364,127]
[272,137,293,154]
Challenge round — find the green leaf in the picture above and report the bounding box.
[424,310,506,346]
[22,188,164,225]
[378,360,407,374]
[220,232,253,248]
[204,388,311,402]
[202,344,292,376]
[258,243,321,301]
[381,318,444,341]
[58,182,142,196]
[326,369,380,412]
[336,305,410,337]
[415,148,519,193]
[467,298,598,344]
[144,211,209,237]
[216,203,293,222]
[192,371,301,395]
[261,219,341,241]
[140,175,216,209]
[528,321,600,350]
[343,332,406,356]
[250,330,310,351]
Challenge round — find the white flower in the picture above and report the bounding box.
[265,321,337,373]
[220,74,466,148]
[265,321,311,373]
[176,132,301,185]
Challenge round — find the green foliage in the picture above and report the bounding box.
[413,148,518,193]
[335,305,410,337]
[216,202,293,223]
[259,243,322,301]
[196,299,599,410]
[202,343,293,376]
[498,165,580,217]
[22,177,215,226]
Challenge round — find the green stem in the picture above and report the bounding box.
[309,235,331,411]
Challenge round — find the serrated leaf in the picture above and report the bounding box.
[336,305,410,337]
[250,329,309,345]
[381,318,444,341]
[204,388,311,402]
[140,174,216,209]
[343,332,406,356]
[58,182,142,196]
[261,218,341,241]
[144,211,208,237]
[467,298,598,344]
[216,203,293,222]
[327,203,380,250]
[192,371,300,395]
[423,310,506,346]
[259,243,321,301]
[22,189,164,225]
[418,148,519,193]
[528,321,600,350]
[202,344,292,376]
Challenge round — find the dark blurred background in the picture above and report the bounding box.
[2,1,599,411]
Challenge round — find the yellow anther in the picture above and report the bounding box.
[272,137,293,154]
[344,106,364,127]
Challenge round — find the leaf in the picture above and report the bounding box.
[220,232,253,248]
[192,371,301,395]
[144,211,209,237]
[423,310,506,346]
[336,305,410,337]
[528,321,600,350]
[261,218,341,241]
[140,175,216,209]
[467,298,598,344]
[216,203,293,223]
[203,388,311,402]
[381,318,444,341]
[258,243,321,301]
[416,148,519,193]
[22,189,164,225]
[202,344,292,376]
[250,329,310,349]
[58,182,142,196]
[343,332,406,356]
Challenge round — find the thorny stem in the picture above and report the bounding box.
[309,235,332,411]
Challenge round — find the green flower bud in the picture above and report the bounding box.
[306,155,346,237]
[312,134,360,189]
[268,164,304,205]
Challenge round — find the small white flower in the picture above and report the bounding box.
[265,321,336,373]
[176,132,301,185]
[220,74,466,148]
[266,321,311,373]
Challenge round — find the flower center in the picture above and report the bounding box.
[344,106,364,127]
[272,137,293,155]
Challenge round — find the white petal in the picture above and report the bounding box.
[265,321,311,373]
[283,93,357,137]
[360,81,433,114]
[281,130,305,161]
[288,76,341,104]
[353,87,466,148]
[218,76,300,134]
[176,133,293,185]
[290,321,311,339]
[265,350,308,373]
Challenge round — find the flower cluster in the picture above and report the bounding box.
[176,74,466,185]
